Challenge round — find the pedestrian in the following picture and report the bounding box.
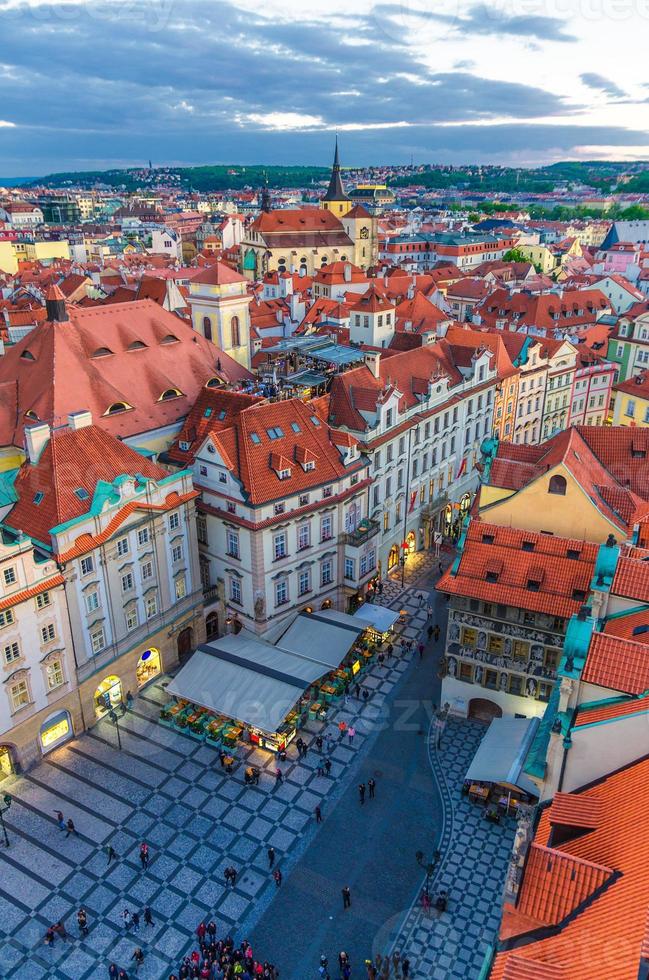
[122,908,131,929]
[275,767,283,785]
[325,733,334,754]
[143,906,154,927]
[317,763,325,777]
[378,581,383,595]
[342,885,351,909]
[301,739,308,758]
[295,736,303,757]
[438,561,443,575]
[54,921,68,941]
[106,844,117,866]
[219,749,226,768]
[117,970,129,980]
[426,603,433,619]
[324,758,332,775]
[131,946,145,972]
[362,689,369,703]
[354,683,360,699]
[44,926,55,947]
[402,957,410,977]
[207,920,216,939]
[338,720,347,739]
[315,805,322,823]
[387,642,393,660]
[273,868,282,887]
[339,951,349,972]
[368,777,376,799]
[267,846,275,869]
[434,625,440,642]
[316,735,323,753]
[418,642,424,659]
[65,817,76,837]
[139,842,149,870]
[427,625,433,641]
[126,690,134,710]
[131,911,140,931]
[108,964,118,979]
[77,907,88,937]
[419,593,425,607]
[53,808,64,825]
[347,725,356,744]
[359,782,366,804]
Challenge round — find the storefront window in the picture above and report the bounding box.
[461,627,477,647]
[459,662,473,682]
[94,675,122,717]
[509,675,524,696]
[484,669,498,690]
[0,744,15,778]
[388,545,399,570]
[40,711,73,753]
[136,648,161,689]
[512,640,529,660]
[488,635,505,655]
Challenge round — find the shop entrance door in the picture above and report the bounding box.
[177,627,194,664]
[94,675,123,718]
[388,545,399,570]
[137,648,161,688]
[0,745,15,779]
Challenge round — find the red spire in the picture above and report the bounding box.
[45,283,68,322]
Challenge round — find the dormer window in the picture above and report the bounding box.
[179,440,191,451]
[482,533,495,545]
[160,388,182,401]
[485,571,499,583]
[527,579,541,592]
[278,468,291,480]
[160,334,179,344]
[572,588,587,601]
[105,401,131,415]
[91,347,113,358]
[522,541,535,552]
[304,461,315,472]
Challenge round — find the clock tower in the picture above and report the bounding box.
[320,137,353,218]
[342,204,378,270]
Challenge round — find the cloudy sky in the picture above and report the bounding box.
[1,0,648,174]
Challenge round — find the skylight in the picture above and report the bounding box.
[218,410,226,421]
[250,433,261,445]
[291,422,301,433]
[74,488,90,501]
[310,415,321,427]
[33,491,44,505]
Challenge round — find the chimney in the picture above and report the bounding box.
[364,350,381,379]
[25,423,50,464]
[344,262,352,283]
[45,283,68,323]
[68,410,92,430]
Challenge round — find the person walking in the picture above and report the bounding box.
[274,767,283,785]
[347,725,356,745]
[338,720,347,740]
[427,625,433,641]
[65,817,77,837]
[426,603,433,620]
[53,809,65,828]
[131,911,140,932]
[131,946,145,973]
[368,777,376,799]
[54,921,68,942]
[418,642,424,660]
[273,868,282,887]
[342,885,351,909]
[359,783,366,804]
[117,970,130,980]
[139,842,149,870]
[402,957,410,977]
[315,804,322,823]
[434,625,440,642]
[325,733,334,754]
[196,921,206,942]
[324,758,332,776]
[108,964,118,979]
[77,908,88,937]
[267,846,275,869]
[438,561,443,576]
[122,908,131,930]
[316,735,323,753]
[126,690,134,710]
[143,906,154,927]
[386,642,393,661]
[106,844,117,866]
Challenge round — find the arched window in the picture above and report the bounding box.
[548,475,567,495]
[206,612,219,640]
[202,316,213,342]
[230,316,240,348]
[160,388,182,401]
[106,402,130,415]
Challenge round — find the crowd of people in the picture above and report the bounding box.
[169,925,279,979]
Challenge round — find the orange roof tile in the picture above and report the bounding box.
[573,694,649,727]
[0,574,64,612]
[581,632,649,694]
[548,793,603,830]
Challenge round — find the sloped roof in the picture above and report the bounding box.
[190,260,247,286]
[438,521,598,619]
[6,424,167,545]
[581,632,649,694]
[491,755,649,980]
[166,387,264,465]
[0,299,252,447]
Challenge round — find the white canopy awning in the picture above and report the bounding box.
[166,632,325,733]
[465,716,540,798]
[276,610,364,670]
[353,603,398,633]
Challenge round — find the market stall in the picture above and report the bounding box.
[463,716,540,817]
[353,603,398,642]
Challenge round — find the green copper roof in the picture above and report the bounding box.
[524,682,561,780]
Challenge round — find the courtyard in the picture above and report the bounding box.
[0,569,516,979]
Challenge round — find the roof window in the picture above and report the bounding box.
[91,347,113,358]
[160,333,179,344]
[160,388,182,401]
[250,433,261,445]
[482,533,495,545]
[33,491,44,505]
[74,487,90,501]
[522,541,535,552]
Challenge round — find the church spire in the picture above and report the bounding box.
[322,136,350,203]
[260,172,271,213]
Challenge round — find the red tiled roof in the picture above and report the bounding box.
[611,555,649,604]
[0,573,65,612]
[516,844,613,927]
[349,283,394,314]
[190,260,247,286]
[581,632,649,694]
[167,387,264,465]
[491,755,649,980]
[6,424,168,546]
[0,299,252,448]
[573,693,649,727]
[437,521,598,618]
[548,793,603,830]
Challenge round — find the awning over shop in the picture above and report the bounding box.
[166,632,325,733]
[276,610,365,670]
[465,716,540,798]
[353,603,398,634]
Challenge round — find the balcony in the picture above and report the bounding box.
[342,518,380,547]
[421,493,449,518]
[203,585,220,607]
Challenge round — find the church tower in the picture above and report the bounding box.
[320,137,352,217]
[187,261,251,370]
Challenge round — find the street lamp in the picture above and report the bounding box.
[108,708,122,751]
[0,793,12,848]
[400,540,409,589]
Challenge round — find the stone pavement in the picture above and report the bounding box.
[388,717,517,979]
[0,587,429,979]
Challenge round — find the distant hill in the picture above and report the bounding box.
[0,176,40,187]
[32,165,330,193]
